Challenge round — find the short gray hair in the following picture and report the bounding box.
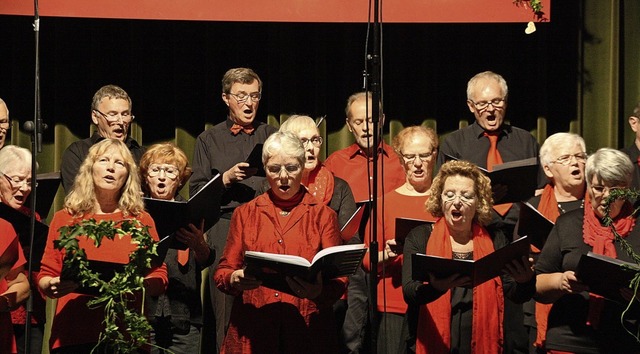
[262,131,305,167]
[539,133,586,166]
[585,148,633,187]
[279,115,317,136]
[0,145,33,175]
[466,71,509,101]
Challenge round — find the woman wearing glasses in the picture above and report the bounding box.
[214,132,347,353]
[139,143,214,353]
[535,148,640,353]
[278,115,357,238]
[0,145,46,354]
[360,126,439,353]
[402,160,535,354]
[521,132,587,353]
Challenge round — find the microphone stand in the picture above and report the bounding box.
[23,0,45,351]
[367,0,382,352]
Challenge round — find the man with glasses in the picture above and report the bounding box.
[190,67,277,353]
[621,101,640,189]
[436,71,544,354]
[0,98,9,149]
[60,85,144,194]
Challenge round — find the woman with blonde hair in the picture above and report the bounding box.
[38,139,167,353]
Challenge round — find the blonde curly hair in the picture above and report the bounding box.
[426,160,493,225]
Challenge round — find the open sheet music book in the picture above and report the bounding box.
[576,251,640,303]
[515,201,554,250]
[144,172,224,249]
[412,236,530,287]
[444,154,538,203]
[244,243,367,294]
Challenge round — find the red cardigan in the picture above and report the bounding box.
[38,210,167,350]
[214,191,347,354]
[362,191,434,314]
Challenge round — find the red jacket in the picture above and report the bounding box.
[214,191,346,354]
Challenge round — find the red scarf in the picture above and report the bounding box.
[302,164,334,205]
[416,218,504,354]
[532,185,562,347]
[582,202,635,329]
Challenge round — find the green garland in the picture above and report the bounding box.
[513,0,548,22]
[55,218,158,353]
[602,188,640,342]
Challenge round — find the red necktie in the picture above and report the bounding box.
[230,123,255,135]
[484,132,512,215]
[177,249,189,266]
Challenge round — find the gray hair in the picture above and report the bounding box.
[539,133,586,166]
[466,71,509,101]
[0,145,33,174]
[91,85,132,112]
[262,131,305,167]
[0,98,8,117]
[279,115,317,136]
[585,148,633,187]
[632,102,640,118]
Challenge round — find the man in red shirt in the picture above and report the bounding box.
[325,92,405,202]
[324,91,405,353]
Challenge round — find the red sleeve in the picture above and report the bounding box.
[36,211,67,282]
[214,208,245,296]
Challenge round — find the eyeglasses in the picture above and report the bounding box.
[2,173,32,190]
[591,185,625,196]
[442,191,476,204]
[469,98,505,111]
[550,153,587,166]
[300,136,323,147]
[228,92,261,104]
[266,164,301,175]
[401,151,435,164]
[93,109,135,123]
[0,119,9,128]
[147,164,179,180]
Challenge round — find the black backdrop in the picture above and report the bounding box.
[0,1,579,145]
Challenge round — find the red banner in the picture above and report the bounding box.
[0,0,549,23]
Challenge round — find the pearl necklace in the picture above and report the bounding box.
[557,199,584,214]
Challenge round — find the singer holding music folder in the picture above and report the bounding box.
[362,126,438,354]
[402,160,535,354]
[37,139,167,353]
[214,132,346,353]
[0,145,46,353]
[535,148,640,353]
[139,143,215,353]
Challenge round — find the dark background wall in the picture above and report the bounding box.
[0,1,579,146]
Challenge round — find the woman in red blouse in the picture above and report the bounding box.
[37,139,168,353]
[0,145,45,353]
[214,131,347,353]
